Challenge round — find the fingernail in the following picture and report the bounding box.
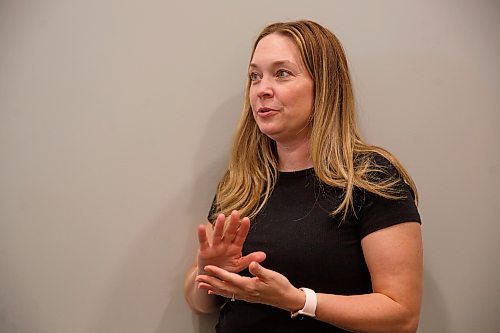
[208,290,213,295]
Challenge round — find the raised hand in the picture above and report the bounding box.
[196,210,266,275]
[195,262,305,312]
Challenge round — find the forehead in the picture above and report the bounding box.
[250,33,303,66]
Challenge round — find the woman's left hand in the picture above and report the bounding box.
[195,262,305,312]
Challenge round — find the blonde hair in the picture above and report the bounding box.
[211,20,418,222]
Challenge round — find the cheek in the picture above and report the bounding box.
[290,88,313,114]
[299,86,314,114]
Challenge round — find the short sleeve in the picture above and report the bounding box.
[356,158,421,239]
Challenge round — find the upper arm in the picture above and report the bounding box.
[361,222,423,314]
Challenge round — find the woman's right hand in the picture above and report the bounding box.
[196,210,266,275]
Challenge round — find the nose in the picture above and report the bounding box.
[256,78,274,99]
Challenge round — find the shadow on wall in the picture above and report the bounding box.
[156,93,244,333]
[419,268,450,333]
[86,94,243,333]
[84,165,197,331]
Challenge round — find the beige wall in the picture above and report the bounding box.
[1,0,499,332]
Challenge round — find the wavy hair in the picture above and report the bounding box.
[211,20,418,222]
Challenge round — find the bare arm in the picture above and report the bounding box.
[314,222,423,332]
[197,222,423,332]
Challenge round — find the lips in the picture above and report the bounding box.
[258,107,278,114]
[256,107,278,118]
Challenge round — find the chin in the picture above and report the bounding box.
[261,132,283,143]
[257,127,280,140]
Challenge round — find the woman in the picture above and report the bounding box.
[184,20,422,333]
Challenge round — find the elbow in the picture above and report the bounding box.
[400,323,419,333]
[189,302,218,316]
[190,306,214,316]
[183,270,219,315]
[396,310,420,333]
[184,293,219,315]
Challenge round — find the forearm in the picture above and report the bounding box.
[183,265,220,314]
[315,292,420,333]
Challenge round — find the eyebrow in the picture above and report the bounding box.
[248,60,298,70]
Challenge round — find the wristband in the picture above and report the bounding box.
[290,288,317,318]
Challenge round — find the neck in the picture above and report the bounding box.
[276,137,312,172]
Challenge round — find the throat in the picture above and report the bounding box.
[276,139,312,172]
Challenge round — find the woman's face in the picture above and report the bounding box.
[248,33,314,144]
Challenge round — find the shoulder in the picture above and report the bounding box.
[353,152,421,237]
[355,151,418,200]
[356,151,401,183]
[355,150,417,202]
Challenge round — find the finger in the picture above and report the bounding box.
[196,273,233,292]
[197,269,252,300]
[211,214,225,246]
[197,224,209,252]
[203,265,244,285]
[200,284,232,299]
[233,217,251,247]
[208,288,235,300]
[236,251,267,271]
[197,281,228,297]
[230,210,240,224]
[222,211,240,244]
[196,281,213,290]
[249,262,272,280]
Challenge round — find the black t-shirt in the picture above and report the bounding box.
[208,161,421,333]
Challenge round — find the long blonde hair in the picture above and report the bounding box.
[211,20,418,222]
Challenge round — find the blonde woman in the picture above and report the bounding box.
[184,20,422,333]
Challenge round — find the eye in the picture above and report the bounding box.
[276,69,292,79]
[249,72,261,81]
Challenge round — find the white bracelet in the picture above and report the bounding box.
[290,288,317,318]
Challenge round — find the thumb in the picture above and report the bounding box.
[237,251,266,271]
[249,261,270,279]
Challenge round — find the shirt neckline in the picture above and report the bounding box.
[278,168,315,179]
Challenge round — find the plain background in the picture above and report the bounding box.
[1,0,499,332]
